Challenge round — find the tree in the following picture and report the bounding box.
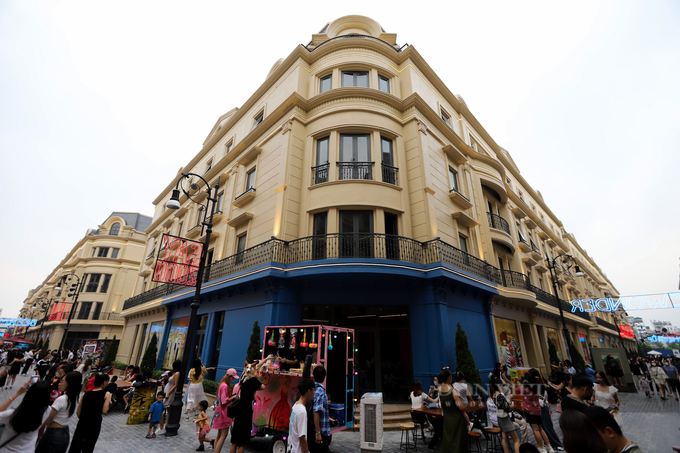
[36,338,43,350]
[40,338,50,357]
[140,334,158,377]
[568,339,586,373]
[246,321,262,362]
[547,338,560,366]
[101,336,119,367]
[455,323,483,395]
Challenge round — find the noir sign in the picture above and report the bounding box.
[152,234,203,287]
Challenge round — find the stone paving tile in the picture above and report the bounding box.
[1,374,678,452]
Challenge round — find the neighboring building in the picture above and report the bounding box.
[21,212,151,350]
[651,319,677,335]
[119,15,631,391]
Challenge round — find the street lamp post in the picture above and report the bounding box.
[164,173,220,437]
[55,274,83,351]
[546,253,584,361]
[33,297,55,342]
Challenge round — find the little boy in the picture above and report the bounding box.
[638,375,651,397]
[147,392,165,438]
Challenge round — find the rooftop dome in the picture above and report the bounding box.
[325,15,384,38]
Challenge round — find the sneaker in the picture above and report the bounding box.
[146,435,151,439]
[196,446,205,452]
[156,429,166,435]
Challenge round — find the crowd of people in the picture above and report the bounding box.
[406,355,673,453]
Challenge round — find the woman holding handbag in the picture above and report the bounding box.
[213,369,239,453]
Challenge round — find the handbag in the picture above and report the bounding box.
[226,396,241,418]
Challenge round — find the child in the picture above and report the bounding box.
[639,374,651,397]
[193,400,213,451]
[288,378,316,453]
[147,392,165,438]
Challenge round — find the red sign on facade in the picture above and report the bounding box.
[618,325,635,339]
[48,303,71,321]
[152,234,203,287]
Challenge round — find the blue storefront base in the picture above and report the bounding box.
[156,259,500,393]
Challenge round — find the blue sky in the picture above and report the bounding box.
[1,1,679,328]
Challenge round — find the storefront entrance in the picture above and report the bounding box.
[302,304,412,403]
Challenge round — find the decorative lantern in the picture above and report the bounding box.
[300,329,308,348]
[328,333,333,351]
[268,329,276,347]
[289,328,298,349]
[309,329,318,349]
[278,329,286,348]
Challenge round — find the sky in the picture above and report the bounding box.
[1,1,679,328]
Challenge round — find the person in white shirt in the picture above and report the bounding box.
[0,379,53,453]
[35,371,82,453]
[288,379,315,453]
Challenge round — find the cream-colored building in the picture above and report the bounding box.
[119,16,632,387]
[21,212,151,350]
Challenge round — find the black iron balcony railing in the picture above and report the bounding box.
[449,188,470,202]
[235,187,256,201]
[338,162,373,181]
[487,212,510,235]
[312,163,329,185]
[530,239,541,254]
[306,34,408,53]
[123,233,592,320]
[596,317,618,331]
[381,163,398,186]
[146,249,156,261]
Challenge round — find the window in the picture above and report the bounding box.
[518,190,525,202]
[517,223,527,243]
[85,274,101,292]
[530,203,536,212]
[196,207,204,226]
[91,248,96,257]
[100,274,112,293]
[251,111,264,130]
[245,168,256,190]
[111,248,119,259]
[441,109,452,127]
[320,74,332,93]
[97,247,109,258]
[378,75,390,93]
[235,234,248,264]
[204,158,213,175]
[215,192,224,213]
[314,137,330,184]
[339,134,371,180]
[226,140,233,154]
[177,221,183,237]
[142,278,148,292]
[448,168,459,193]
[92,302,103,320]
[341,71,369,87]
[77,302,92,320]
[381,137,396,185]
[109,223,120,236]
[313,212,328,259]
[459,234,469,254]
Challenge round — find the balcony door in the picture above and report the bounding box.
[339,134,371,180]
[385,212,399,260]
[313,212,327,260]
[339,210,373,258]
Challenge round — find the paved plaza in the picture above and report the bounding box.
[1,374,678,452]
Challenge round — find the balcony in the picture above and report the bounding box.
[233,188,256,208]
[449,189,473,209]
[381,163,399,186]
[596,317,619,332]
[122,233,594,321]
[518,238,531,253]
[487,212,514,250]
[487,213,510,234]
[89,229,146,240]
[186,224,201,238]
[145,248,156,264]
[338,162,373,181]
[311,163,329,185]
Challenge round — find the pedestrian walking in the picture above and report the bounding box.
[638,375,651,397]
[146,392,165,439]
[157,360,181,435]
[193,400,213,451]
[0,380,52,453]
[212,368,239,453]
[649,361,668,400]
[522,370,554,453]
[437,367,470,453]
[185,359,215,420]
[590,371,622,429]
[490,379,521,453]
[6,351,24,389]
[230,357,270,453]
[662,360,679,400]
[311,366,331,453]
[288,379,315,453]
[67,373,111,453]
[20,349,35,375]
[628,359,641,390]
[36,371,82,453]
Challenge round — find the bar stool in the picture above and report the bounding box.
[400,422,417,452]
[410,410,427,445]
[484,427,503,453]
[468,431,482,453]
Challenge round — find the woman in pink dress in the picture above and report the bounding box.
[213,368,239,453]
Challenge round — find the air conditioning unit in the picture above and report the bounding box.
[360,392,383,452]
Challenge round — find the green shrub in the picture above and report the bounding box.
[152,370,163,380]
[203,379,219,395]
[246,321,262,362]
[568,339,586,373]
[140,334,158,377]
[455,323,484,397]
[111,361,128,370]
[101,336,119,367]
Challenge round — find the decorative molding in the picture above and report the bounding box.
[425,187,435,196]
[417,120,428,134]
[281,119,293,134]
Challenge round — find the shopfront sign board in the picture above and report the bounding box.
[152,234,203,287]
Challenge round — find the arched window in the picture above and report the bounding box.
[110,223,120,236]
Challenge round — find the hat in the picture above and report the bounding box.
[226,368,239,379]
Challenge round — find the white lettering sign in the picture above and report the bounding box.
[570,293,680,313]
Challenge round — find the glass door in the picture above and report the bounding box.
[384,212,399,260]
[339,211,373,258]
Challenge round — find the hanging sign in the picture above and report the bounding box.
[152,234,203,287]
[570,292,680,313]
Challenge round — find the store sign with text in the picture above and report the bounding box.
[0,318,38,327]
[618,325,635,339]
[570,292,680,313]
[48,303,71,322]
[152,234,203,287]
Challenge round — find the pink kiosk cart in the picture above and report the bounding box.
[252,325,355,453]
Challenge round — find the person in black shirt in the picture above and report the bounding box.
[277,346,309,372]
[560,375,593,413]
[68,373,111,453]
